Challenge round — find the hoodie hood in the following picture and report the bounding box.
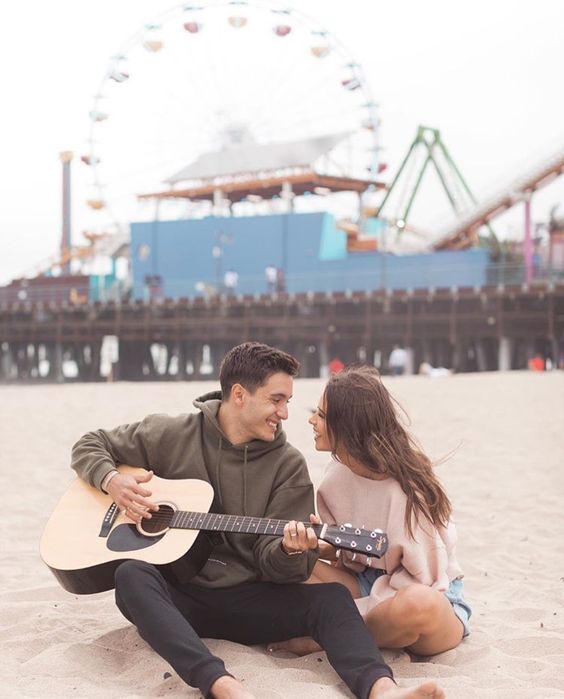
[193,390,287,457]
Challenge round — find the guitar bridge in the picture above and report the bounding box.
[99,502,119,538]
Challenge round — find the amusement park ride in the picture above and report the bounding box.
[2,2,564,384]
[7,0,564,300]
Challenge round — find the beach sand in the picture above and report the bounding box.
[1,371,563,698]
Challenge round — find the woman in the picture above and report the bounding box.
[272,366,471,657]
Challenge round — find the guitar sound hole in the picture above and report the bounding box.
[140,504,175,535]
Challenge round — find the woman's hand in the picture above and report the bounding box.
[317,540,338,561]
[308,513,337,561]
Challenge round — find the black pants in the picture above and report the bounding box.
[115,560,393,699]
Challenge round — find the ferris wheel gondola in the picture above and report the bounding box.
[81,0,381,234]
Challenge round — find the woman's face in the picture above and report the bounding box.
[308,395,332,452]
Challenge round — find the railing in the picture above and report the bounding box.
[133,261,562,302]
[1,262,562,306]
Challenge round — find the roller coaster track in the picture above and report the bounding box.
[433,147,564,250]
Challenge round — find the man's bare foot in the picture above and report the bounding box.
[209,675,256,699]
[267,636,322,656]
[370,677,445,699]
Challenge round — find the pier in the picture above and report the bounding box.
[1,281,562,382]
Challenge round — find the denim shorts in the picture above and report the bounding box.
[356,569,471,637]
[444,577,472,637]
[357,566,387,597]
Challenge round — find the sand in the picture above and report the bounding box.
[1,371,563,698]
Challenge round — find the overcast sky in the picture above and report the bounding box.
[1,0,563,284]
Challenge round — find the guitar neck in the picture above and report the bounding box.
[167,510,388,558]
[171,511,321,539]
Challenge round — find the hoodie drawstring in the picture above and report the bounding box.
[215,437,249,516]
[243,445,248,516]
[215,436,224,508]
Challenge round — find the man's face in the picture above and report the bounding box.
[238,371,293,442]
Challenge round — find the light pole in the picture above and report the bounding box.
[59,151,73,275]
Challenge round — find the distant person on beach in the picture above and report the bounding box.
[71,343,443,699]
[527,354,545,372]
[418,362,453,378]
[269,366,470,662]
[388,345,407,376]
[328,357,345,375]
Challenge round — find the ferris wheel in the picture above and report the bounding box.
[81,0,381,234]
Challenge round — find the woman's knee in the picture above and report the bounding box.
[393,584,443,621]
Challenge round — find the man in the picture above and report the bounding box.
[388,345,408,376]
[72,342,443,699]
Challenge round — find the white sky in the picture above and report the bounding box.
[1,0,563,284]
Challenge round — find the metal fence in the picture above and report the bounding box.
[1,261,562,305]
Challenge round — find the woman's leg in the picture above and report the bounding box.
[365,584,464,655]
[306,559,362,596]
[271,573,463,657]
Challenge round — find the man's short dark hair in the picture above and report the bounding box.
[219,342,299,398]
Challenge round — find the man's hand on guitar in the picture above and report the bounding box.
[282,515,319,555]
[106,469,159,522]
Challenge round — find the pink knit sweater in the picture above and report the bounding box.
[317,459,463,616]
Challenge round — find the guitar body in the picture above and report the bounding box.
[40,467,215,595]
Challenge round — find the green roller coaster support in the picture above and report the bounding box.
[375,125,497,247]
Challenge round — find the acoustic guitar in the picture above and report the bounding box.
[40,466,388,595]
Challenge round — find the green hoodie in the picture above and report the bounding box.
[71,391,318,587]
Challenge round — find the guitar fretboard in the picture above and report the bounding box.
[171,511,322,538]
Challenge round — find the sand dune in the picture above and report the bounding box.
[1,371,563,698]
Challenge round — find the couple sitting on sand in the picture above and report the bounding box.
[72,342,471,699]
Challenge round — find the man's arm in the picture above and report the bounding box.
[71,418,159,520]
[252,450,320,583]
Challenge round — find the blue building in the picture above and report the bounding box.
[130,211,489,300]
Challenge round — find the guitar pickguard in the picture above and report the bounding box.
[107,523,165,552]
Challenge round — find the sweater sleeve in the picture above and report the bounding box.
[71,419,155,490]
[317,487,373,572]
[318,469,452,613]
[252,451,319,583]
[389,518,451,591]
[356,517,452,615]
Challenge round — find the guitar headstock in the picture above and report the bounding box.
[321,523,388,558]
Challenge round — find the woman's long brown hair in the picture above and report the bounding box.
[324,366,452,538]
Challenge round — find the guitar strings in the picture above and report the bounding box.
[130,510,368,533]
[131,509,319,530]
[127,511,381,554]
